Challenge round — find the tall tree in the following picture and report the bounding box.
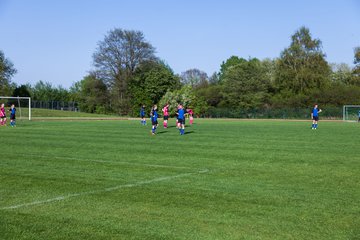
[209,72,220,85]
[12,85,31,97]
[330,63,352,85]
[219,56,246,81]
[180,69,208,88]
[128,60,180,114]
[354,47,360,65]
[30,80,71,101]
[77,74,109,114]
[92,28,156,114]
[221,58,268,109]
[275,27,331,95]
[0,50,17,95]
[352,47,360,86]
[31,81,57,101]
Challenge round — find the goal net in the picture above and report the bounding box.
[343,105,360,122]
[0,96,31,120]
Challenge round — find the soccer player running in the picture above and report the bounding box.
[177,104,186,135]
[150,105,158,135]
[140,105,146,125]
[9,104,16,127]
[0,103,6,126]
[311,104,322,130]
[187,108,194,125]
[162,104,169,128]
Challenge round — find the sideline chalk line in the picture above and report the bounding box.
[1,169,209,210]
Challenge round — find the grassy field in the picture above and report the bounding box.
[18,108,118,119]
[0,119,359,239]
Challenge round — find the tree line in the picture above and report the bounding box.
[1,26,360,116]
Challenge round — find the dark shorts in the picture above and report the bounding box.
[164,116,169,120]
[178,119,185,124]
[152,120,158,125]
[10,114,15,120]
[140,115,145,118]
[0,115,6,119]
[313,116,319,121]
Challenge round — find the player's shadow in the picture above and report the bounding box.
[184,131,194,135]
[156,131,167,135]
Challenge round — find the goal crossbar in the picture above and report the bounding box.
[0,96,31,120]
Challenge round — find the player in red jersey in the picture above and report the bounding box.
[187,108,194,125]
[162,104,169,128]
[0,103,7,126]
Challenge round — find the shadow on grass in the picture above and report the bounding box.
[156,131,167,135]
[184,131,195,135]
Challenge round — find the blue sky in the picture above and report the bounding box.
[0,0,359,88]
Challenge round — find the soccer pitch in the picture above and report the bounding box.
[0,119,359,239]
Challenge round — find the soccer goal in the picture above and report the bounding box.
[343,105,360,122]
[0,96,31,120]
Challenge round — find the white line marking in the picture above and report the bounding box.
[1,169,209,210]
[2,153,193,170]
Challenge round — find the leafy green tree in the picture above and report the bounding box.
[330,63,352,85]
[275,27,331,95]
[128,60,180,115]
[77,75,109,114]
[312,84,360,106]
[219,56,246,81]
[209,72,220,85]
[0,50,17,95]
[271,27,331,108]
[352,47,360,86]
[195,84,223,107]
[12,85,31,97]
[221,58,268,109]
[262,58,277,88]
[54,86,71,102]
[354,47,360,65]
[30,81,71,101]
[31,81,56,101]
[159,85,208,116]
[93,28,156,114]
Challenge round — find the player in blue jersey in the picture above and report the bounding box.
[311,104,322,129]
[150,105,158,135]
[176,104,186,135]
[358,110,360,122]
[9,104,16,127]
[140,105,146,125]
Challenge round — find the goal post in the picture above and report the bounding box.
[0,96,31,120]
[343,105,360,122]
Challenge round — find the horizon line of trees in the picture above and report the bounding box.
[1,26,360,116]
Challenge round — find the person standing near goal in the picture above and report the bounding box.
[311,104,322,130]
[9,104,16,127]
[0,103,7,126]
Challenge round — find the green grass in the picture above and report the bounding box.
[21,108,117,119]
[0,119,359,239]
